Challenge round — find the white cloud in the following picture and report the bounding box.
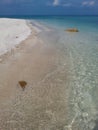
[52,0,72,7]
[53,0,60,6]
[82,1,88,5]
[82,1,95,6]
[89,1,95,5]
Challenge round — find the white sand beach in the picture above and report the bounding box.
[0,18,31,55]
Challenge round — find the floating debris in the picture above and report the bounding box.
[65,28,79,32]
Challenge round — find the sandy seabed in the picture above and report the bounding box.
[0,19,70,130]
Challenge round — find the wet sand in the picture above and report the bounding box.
[0,25,70,129]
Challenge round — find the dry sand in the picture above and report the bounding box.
[0,21,69,130]
[0,18,31,55]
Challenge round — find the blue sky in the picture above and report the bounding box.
[0,0,98,15]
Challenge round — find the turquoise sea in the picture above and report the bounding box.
[1,15,98,130]
[33,16,98,130]
[32,16,98,130]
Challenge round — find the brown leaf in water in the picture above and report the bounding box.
[19,81,27,90]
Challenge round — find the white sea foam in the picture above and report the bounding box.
[0,18,31,55]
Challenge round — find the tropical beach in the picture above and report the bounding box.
[0,0,98,130]
[0,18,70,130]
[0,16,98,130]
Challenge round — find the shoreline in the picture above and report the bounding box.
[0,17,97,130]
[0,18,32,57]
[0,18,70,130]
[0,18,39,63]
[0,20,40,103]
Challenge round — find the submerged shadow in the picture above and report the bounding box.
[93,120,98,130]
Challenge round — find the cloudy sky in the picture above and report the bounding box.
[0,0,98,15]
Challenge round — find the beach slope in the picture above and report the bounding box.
[0,19,69,130]
[0,18,31,55]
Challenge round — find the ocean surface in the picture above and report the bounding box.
[1,16,98,130]
[31,16,98,130]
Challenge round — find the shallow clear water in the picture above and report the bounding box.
[30,16,98,130]
[0,15,97,129]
